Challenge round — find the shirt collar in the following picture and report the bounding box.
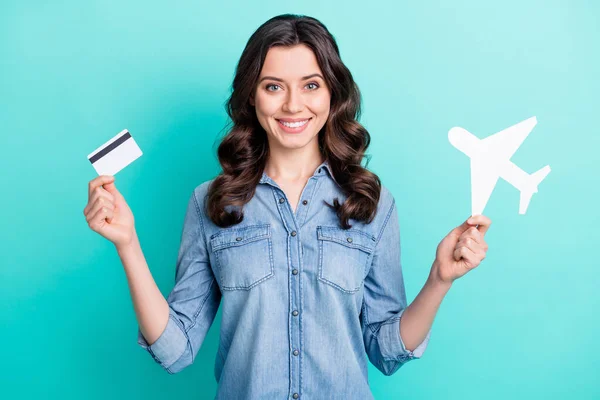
[259,159,338,186]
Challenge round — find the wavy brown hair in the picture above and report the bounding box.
[207,13,381,229]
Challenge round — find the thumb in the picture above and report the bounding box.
[449,217,473,239]
[102,178,122,198]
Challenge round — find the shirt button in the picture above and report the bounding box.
[279,197,285,204]
[292,269,298,275]
[292,310,299,316]
[302,200,308,205]
[293,349,299,356]
[346,237,353,243]
[291,231,297,237]
[293,394,299,399]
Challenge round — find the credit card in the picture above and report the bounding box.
[87,129,143,176]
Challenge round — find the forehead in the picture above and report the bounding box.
[260,44,323,80]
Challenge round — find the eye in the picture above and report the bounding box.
[306,82,319,90]
[266,83,281,92]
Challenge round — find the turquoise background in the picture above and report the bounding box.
[1,0,598,399]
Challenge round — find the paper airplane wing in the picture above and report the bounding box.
[479,116,537,161]
[470,157,500,216]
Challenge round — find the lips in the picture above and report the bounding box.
[276,117,312,134]
[277,118,312,123]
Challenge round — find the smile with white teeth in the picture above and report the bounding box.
[279,119,309,128]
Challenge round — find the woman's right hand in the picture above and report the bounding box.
[84,175,136,248]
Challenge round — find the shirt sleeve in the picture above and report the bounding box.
[137,186,221,374]
[360,198,431,376]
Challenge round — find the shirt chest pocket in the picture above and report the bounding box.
[317,226,376,294]
[210,224,274,291]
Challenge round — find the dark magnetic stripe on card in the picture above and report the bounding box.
[89,131,132,164]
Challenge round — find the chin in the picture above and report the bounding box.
[278,140,312,150]
[277,133,319,149]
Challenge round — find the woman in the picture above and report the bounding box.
[84,14,491,399]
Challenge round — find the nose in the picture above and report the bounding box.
[448,127,465,149]
[282,88,303,113]
[448,127,478,156]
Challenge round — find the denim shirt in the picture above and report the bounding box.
[137,160,431,399]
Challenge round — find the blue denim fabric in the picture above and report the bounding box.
[137,160,431,399]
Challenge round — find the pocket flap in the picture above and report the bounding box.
[317,226,376,253]
[210,224,271,251]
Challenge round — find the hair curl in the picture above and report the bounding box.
[207,13,381,229]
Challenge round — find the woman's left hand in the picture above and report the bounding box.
[432,214,492,284]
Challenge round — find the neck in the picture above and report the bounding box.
[264,143,324,182]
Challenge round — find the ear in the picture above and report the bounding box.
[249,91,255,107]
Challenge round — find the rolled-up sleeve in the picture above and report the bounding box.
[360,198,431,376]
[137,185,221,374]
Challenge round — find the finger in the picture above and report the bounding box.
[455,238,487,264]
[86,200,115,224]
[458,226,482,245]
[456,236,482,254]
[453,246,475,261]
[89,203,115,229]
[86,199,115,224]
[84,189,115,216]
[450,217,473,239]
[461,248,481,269]
[88,175,115,198]
[477,250,486,261]
[468,214,492,236]
[102,180,122,199]
[84,191,113,217]
[459,227,488,252]
[90,184,116,205]
[454,246,478,268]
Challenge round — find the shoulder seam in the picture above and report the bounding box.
[192,187,209,252]
[374,196,396,246]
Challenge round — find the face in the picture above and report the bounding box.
[250,44,331,152]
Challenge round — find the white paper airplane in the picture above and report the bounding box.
[449,116,551,216]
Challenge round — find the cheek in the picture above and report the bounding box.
[310,93,331,117]
[255,93,280,116]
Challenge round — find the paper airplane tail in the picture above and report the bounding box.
[519,165,551,214]
[519,191,534,214]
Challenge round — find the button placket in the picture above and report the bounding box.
[294,174,320,227]
[274,187,303,400]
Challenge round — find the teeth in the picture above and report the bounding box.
[280,119,309,128]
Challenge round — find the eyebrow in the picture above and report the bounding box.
[258,73,324,84]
